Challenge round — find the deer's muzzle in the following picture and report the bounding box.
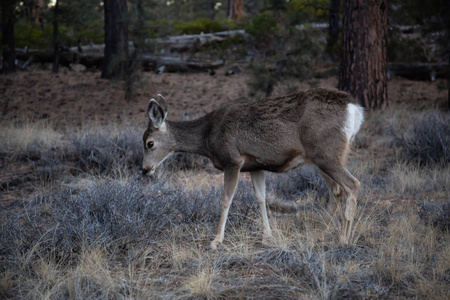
[142,165,155,175]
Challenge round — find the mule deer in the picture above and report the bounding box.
[142,89,364,249]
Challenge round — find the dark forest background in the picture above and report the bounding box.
[1,0,450,108]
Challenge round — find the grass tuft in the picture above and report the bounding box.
[70,125,143,176]
[183,267,219,299]
[393,110,450,165]
[0,122,64,159]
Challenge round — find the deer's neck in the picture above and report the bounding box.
[167,116,210,157]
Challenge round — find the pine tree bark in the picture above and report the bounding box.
[102,0,129,79]
[339,0,388,109]
[1,0,16,74]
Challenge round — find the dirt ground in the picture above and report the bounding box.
[1,67,447,130]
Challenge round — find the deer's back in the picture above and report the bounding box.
[205,89,357,172]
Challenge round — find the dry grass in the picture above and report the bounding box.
[391,161,450,195]
[375,205,449,298]
[0,122,64,155]
[1,94,449,299]
[182,266,219,299]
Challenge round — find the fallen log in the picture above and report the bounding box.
[14,30,244,72]
[140,54,224,72]
[66,30,246,54]
[147,30,246,52]
[388,63,449,81]
[15,48,104,69]
[15,47,224,72]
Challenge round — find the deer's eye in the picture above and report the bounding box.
[147,141,154,149]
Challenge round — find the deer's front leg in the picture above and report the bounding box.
[211,168,240,250]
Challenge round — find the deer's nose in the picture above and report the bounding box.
[142,164,156,175]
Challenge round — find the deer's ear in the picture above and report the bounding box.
[147,97,167,129]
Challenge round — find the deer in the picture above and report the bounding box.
[142,89,364,250]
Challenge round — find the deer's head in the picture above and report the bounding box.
[142,94,172,175]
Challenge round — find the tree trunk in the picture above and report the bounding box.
[447,50,450,112]
[52,0,60,73]
[229,0,244,20]
[1,0,16,74]
[23,0,43,24]
[101,0,129,79]
[125,0,144,100]
[339,0,388,109]
[326,0,341,57]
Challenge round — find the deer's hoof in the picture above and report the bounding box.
[209,240,220,251]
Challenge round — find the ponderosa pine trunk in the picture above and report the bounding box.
[1,0,16,74]
[102,0,128,79]
[229,0,243,20]
[326,0,341,57]
[52,0,60,73]
[339,0,388,109]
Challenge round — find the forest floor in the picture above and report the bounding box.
[1,67,447,127]
[0,67,449,299]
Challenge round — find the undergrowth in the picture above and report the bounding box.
[1,109,449,299]
[392,110,450,165]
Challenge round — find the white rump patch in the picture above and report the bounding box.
[344,103,364,142]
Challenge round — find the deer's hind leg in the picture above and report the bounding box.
[319,165,360,244]
[339,170,359,245]
[250,170,273,244]
[319,171,344,226]
[308,138,359,244]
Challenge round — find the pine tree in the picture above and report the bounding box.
[1,0,17,74]
[339,0,388,109]
[102,0,129,79]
